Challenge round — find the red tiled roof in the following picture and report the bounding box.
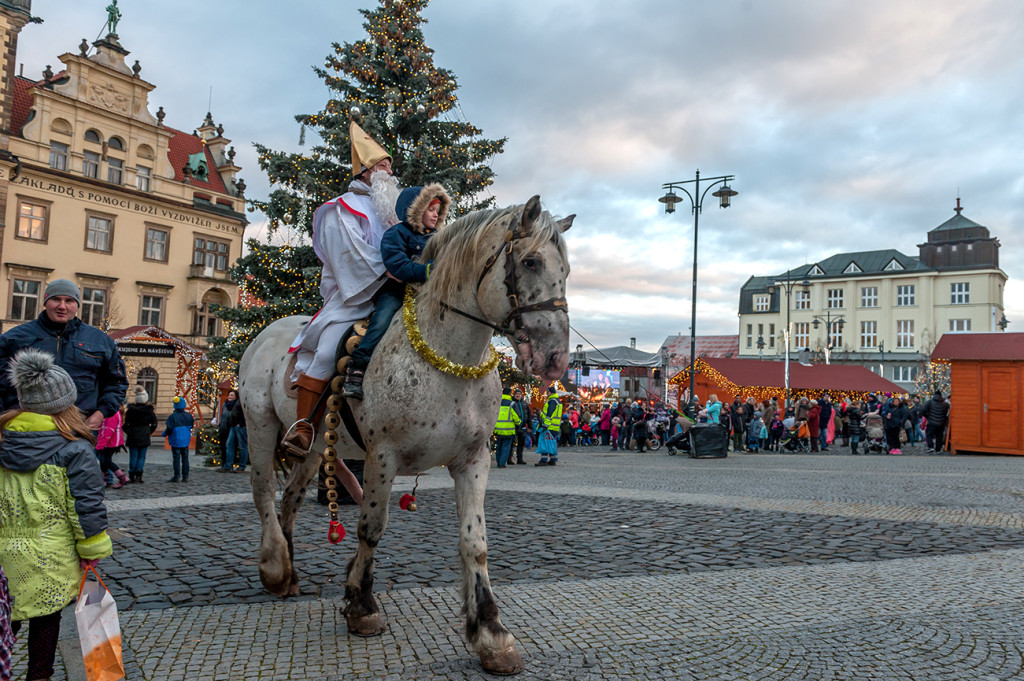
[931,333,1024,361]
[11,75,40,134]
[165,126,228,193]
[694,357,904,393]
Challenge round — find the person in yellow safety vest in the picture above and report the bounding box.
[536,385,563,466]
[493,389,521,468]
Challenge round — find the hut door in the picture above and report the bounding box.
[981,365,1019,451]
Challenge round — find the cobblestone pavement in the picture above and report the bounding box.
[11,447,1024,680]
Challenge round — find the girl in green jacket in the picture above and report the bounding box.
[0,349,112,681]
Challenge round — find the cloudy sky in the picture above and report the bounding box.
[18,1,1024,353]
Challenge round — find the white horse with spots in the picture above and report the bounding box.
[239,196,572,674]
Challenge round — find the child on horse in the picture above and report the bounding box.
[342,183,451,399]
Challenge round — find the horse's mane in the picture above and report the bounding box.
[418,203,568,320]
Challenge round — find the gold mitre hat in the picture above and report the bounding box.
[350,120,391,176]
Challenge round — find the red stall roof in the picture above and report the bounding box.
[931,333,1024,361]
[683,357,904,394]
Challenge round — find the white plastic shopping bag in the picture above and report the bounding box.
[74,566,125,681]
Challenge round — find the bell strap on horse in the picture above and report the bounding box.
[441,209,567,336]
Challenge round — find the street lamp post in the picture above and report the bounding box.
[811,312,845,364]
[659,170,737,410]
[768,272,810,411]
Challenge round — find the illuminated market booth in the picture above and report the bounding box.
[670,357,904,409]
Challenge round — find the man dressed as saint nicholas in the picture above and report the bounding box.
[282,121,400,456]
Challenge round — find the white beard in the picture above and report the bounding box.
[369,171,401,227]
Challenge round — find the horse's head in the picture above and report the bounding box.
[485,196,573,380]
[420,196,573,380]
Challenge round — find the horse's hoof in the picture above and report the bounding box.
[286,578,300,596]
[346,612,387,637]
[480,646,525,675]
[258,565,292,597]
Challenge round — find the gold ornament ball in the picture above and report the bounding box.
[283,212,294,225]
[408,502,417,511]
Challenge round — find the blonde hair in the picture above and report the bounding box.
[0,405,96,445]
[709,394,718,403]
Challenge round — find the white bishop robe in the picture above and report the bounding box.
[289,191,390,380]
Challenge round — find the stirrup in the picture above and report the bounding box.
[280,418,315,462]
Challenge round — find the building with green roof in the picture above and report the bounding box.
[737,200,1008,391]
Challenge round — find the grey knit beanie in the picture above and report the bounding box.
[133,384,149,404]
[44,278,81,304]
[8,348,77,414]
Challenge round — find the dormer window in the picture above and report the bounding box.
[809,265,824,276]
[883,258,904,271]
[187,152,210,182]
[843,262,862,274]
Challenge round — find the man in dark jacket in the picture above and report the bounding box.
[729,398,746,452]
[922,391,950,453]
[0,279,127,430]
[510,387,530,465]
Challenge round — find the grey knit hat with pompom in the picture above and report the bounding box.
[8,348,77,414]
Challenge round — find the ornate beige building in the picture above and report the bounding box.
[0,10,246,413]
[737,202,1008,391]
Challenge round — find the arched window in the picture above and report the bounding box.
[107,136,125,151]
[137,367,159,405]
[192,288,231,339]
[84,129,101,143]
[136,144,155,160]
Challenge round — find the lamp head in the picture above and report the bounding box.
[659,189,680,214]
[712,183,738,208]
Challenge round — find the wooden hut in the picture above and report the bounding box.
[931,333,1024,456]
[670,357,905,409]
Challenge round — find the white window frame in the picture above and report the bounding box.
[861,286,878,308]
[80,286,107,328]
[10,278,42,321]
[140,294,164,327]
[82,150,100,178]
[754,294,769,312]
[48,141,68,170]
[136,165,151,192]
[769,323,776,348]
[949,319,971,332]
[860,321,877,348]
[893,366,918,382]
[793,322,809,349]
[828,321,843,348]
[896,284,915,307]
[144,226,169,263]
[85,215,113,253]
[746,324,753,348]
[896,320,914,349]
[16,199,48,241]
[795,290,810,310]
[107,158,123,185]
[950,282,970,305]
[827,289,844,309]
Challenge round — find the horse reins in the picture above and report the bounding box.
[439,209,568,337]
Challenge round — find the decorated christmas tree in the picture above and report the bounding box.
[212,0,506,365]
[252,0,506,233]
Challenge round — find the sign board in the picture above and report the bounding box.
[117,342,176,358]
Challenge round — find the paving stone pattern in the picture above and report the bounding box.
[11,450,1024,680]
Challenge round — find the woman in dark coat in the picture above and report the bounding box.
[807,400,821,452]
[123,385,158,482]
[882,397,910,454]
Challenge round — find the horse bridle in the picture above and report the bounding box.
[439,209,568,337]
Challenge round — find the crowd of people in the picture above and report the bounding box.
[491,386,953,466]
